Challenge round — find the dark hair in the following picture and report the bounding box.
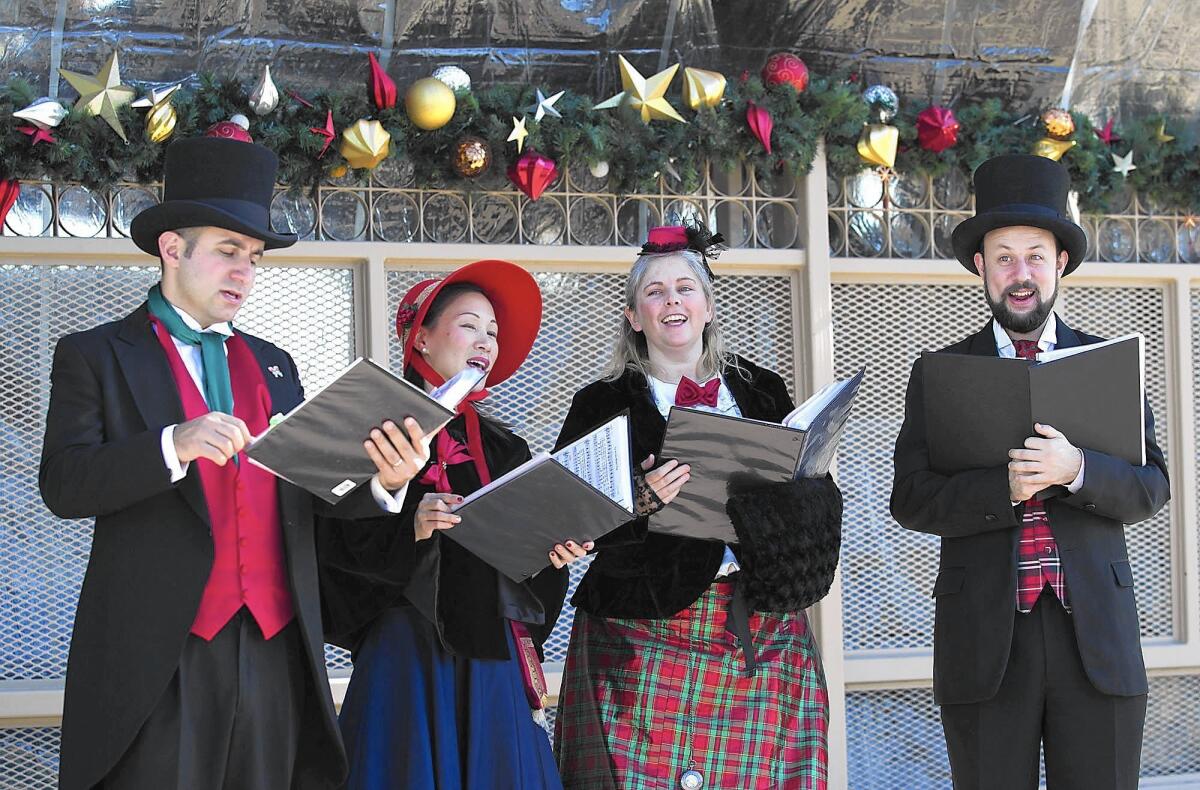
[421,282,488,327]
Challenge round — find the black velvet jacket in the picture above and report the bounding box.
[555,356,843,619]
[317,416,569,661]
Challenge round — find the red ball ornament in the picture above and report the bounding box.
[205,115,253,143]
[506,152,558,201]
[761,52,809,93]
[916,105,959,153]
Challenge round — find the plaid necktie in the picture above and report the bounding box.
[1013,339,1070,612]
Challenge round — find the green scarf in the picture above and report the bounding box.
[147,284,235,416]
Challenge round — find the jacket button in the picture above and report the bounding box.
[984,514,997,522]
[1084,503,1096,511]
[680,770,704,790]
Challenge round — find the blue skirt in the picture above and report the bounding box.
[338,606,563,790]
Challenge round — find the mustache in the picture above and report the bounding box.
[1004,280,1039,297]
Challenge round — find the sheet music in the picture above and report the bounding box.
[552,414,634,512]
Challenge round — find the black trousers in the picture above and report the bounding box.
[100,610,307,790]
[940,588,1147,790]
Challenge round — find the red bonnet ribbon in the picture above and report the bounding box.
[675,376,720,408]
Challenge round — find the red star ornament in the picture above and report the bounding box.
[1095,117,1121,146]
[310,110,336,158]
[17,125,56,146]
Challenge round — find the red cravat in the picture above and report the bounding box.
[675,376,720,407]
[418,430,473,493]
[1013,339,1070,613]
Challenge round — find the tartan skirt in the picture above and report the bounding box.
[554,580,828,790]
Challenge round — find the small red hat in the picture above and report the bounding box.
[395,260,542,387]
[644,225,689,250]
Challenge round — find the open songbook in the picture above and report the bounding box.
[445,412,636,583]
[922,334,1146,474]
[247,359,484,504]
[650,368,865,543]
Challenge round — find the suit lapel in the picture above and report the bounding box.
[1052,314,1083,350]
[112,303,209,525]
[966,319,1000,357]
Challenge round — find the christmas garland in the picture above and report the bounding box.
[1,61,1195,216]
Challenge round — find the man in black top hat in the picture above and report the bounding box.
[39,137,428,790]
[890,154,1170,789]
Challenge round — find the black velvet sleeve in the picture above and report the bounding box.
[315,488,420,651]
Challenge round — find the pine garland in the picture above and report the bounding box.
[1,71,1195,214]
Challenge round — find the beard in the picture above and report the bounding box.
[984,277,1059,334]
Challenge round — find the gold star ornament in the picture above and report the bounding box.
[507,116,529,153]
[1155,121,1174,144]
[59,51,137,142]
[593,56,685,124]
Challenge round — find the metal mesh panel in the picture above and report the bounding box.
[0,264,159,681]
[1194,289,1200,613]
[385,267,796,664]
[847,673,1200,787]
[0,263,357,680]
[845,686,951,789]
[831,281,992,652]
[0,726,59,789]
[1142,673,1200,776]
[1059,286,1173,638]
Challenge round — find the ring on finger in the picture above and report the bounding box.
[391,459,404,467]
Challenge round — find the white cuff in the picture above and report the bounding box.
[370,474,409,514]
[161,425,190,483]
[1066,453,1086,494]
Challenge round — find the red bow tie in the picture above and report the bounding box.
[675,376,720,408]
[419,430,473,493]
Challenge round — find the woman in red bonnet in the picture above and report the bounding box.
[318,260,590,789]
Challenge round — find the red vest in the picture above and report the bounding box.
[151,317,295,640]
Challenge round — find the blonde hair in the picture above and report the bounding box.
[603,250,740,382]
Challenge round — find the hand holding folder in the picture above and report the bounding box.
[440,413,637,583]
[650,369,865,543]
[246,360,483,504]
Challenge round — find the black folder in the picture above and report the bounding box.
[247,358,464,504]
[650,369,864,543]
[446,413,636,583]
[922,334,1145,475]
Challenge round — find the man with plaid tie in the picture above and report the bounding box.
[890,154,1170,790]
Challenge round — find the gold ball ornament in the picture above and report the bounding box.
[405,78,456,131]
[1040,108,1075,140]
[451,136,492,178]
[145,97,178,143]
[340,119,391,170]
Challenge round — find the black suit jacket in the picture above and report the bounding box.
[39,304,347,790]
[555,356,842,619]
[890,316,1170,705]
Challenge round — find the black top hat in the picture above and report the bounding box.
[950,154,1087,276]
[129,137,297,257]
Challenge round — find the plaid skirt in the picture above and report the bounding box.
[554,580,828,790]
